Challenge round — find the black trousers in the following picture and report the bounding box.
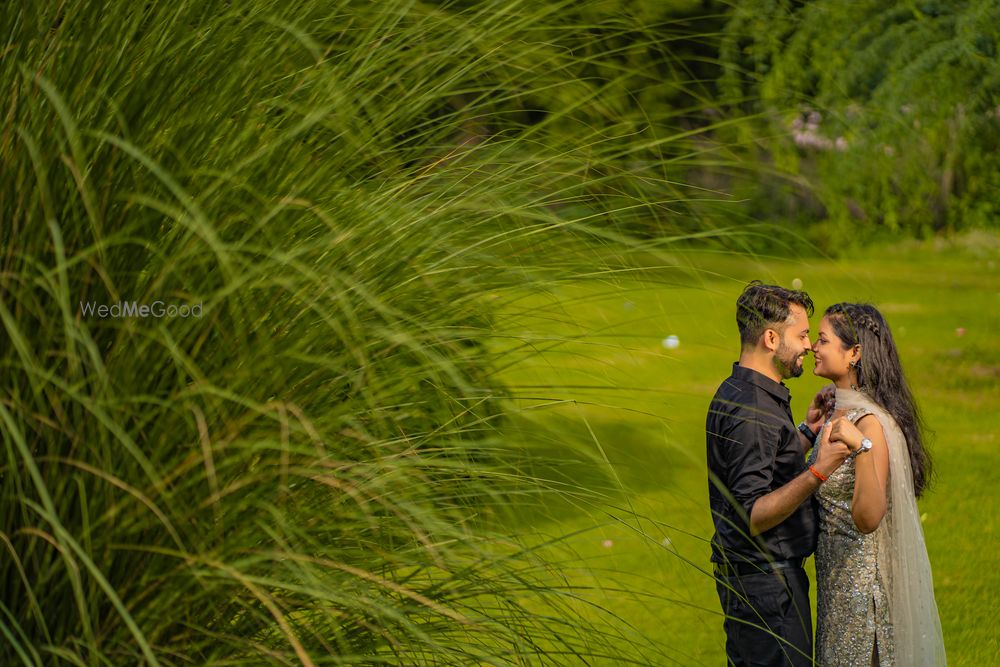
[714,564,813,667]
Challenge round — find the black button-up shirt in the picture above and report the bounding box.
[706,363,817,564]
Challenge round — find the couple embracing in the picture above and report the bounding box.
[707,282,946,666]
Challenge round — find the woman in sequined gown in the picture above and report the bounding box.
[808,303,946,666]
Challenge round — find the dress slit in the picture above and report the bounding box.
[871,593,881,667]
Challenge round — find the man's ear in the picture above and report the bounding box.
[762,328,780,353]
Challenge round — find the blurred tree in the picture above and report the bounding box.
[720,0,1000,246]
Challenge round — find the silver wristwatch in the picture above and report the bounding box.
[852,437,873,458]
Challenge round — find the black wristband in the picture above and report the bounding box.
[798,421,818,445]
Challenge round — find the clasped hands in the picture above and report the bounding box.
[806,385,865,478]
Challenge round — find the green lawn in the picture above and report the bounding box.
[488,234,999,665]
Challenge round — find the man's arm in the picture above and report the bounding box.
[749,426,850,536]
[749,470,820,536]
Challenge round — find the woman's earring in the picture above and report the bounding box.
[850,359,863,391]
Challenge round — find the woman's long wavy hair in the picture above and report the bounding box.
[826,303,933,496]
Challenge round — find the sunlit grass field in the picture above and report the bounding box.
[489,233,999,665]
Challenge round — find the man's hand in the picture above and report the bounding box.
[806,385,835,432]
[813,421,851,478]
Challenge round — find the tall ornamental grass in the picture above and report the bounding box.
[1,1,725,664]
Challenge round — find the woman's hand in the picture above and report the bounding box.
[806,385,835,431]
[828,416,864,452]
[813,420,852,478]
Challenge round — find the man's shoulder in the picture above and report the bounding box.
[707,374,787,431]
[707,375,761,426]
[709,373,757,406]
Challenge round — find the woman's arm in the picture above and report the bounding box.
[829,415,890,534]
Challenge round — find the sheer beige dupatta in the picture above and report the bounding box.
[836,388,947,665]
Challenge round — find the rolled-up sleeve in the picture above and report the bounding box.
[723,409,781,518]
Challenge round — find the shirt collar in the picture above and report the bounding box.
[730,362,791,404]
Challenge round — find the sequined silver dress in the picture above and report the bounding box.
[809,407,894,666]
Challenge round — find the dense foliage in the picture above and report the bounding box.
[720,0,1000,245]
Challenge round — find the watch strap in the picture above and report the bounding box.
[798,421,818,445]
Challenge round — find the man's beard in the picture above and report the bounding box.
[774,340,805,379]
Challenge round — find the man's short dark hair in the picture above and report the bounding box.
[737,281,814,348]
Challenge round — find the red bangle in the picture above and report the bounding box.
[809,465,828,482]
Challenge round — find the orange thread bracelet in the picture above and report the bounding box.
[809,465,827,482]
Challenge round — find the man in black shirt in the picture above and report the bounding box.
[707,282,849,667]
